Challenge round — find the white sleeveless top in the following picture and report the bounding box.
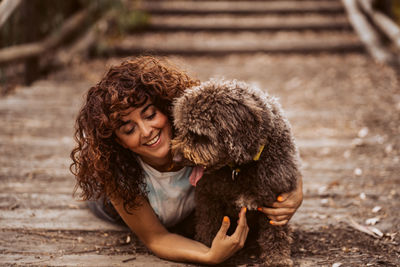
[137,158,195,227]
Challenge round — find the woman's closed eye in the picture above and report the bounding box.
[124,125,136,135]
[123,111,156,135]
[146,112,156,120]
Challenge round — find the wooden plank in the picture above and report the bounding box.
[0,155,360,195]
[0,254,183,267]
[0,193,84,210]
[0,209,127,231]
[0,228,137,254]
[149,0,341,1]
[108,38,363,56]
[108,43,363,56]
[148,23,352,32]
[0,227,185,266]
[0,179,76,194]
[146,13,352,32]
[140,1,345,15]
[0,168,346,195]
[0,135,73,147]
[0,135,355,148]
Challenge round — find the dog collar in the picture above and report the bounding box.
[253,144,265,161]
[228,144,265,180]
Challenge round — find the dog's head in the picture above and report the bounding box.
[171,79,268,170]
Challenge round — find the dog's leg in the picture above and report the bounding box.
[194,196,225,247]
[195,203,224,246]
[257,218,293,267]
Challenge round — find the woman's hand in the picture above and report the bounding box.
[205,207,249,264]
[258,176,303,226]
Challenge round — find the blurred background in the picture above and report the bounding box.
[0,0,399,266]
[0,0,399,90]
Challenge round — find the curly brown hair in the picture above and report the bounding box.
[70,56,199,211]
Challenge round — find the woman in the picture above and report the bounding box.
[70,56,303,264]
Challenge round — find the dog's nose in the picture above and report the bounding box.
[173,152,183,163]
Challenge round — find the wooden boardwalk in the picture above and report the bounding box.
[1,0,399,266]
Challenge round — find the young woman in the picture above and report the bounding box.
[70,56,303,264]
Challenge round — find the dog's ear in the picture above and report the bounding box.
[222,98,266,164]
[172,86,219,140]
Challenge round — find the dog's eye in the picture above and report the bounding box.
[193,135,210,144]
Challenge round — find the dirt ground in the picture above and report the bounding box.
[1,53,399,266]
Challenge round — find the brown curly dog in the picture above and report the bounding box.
[171,79,301,266]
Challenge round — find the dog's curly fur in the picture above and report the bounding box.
[172,79,301,266]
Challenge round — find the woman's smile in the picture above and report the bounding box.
[144,131,161,147]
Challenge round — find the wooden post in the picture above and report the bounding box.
[0,0,22,29]
[374,0,393,18]
[23,0,40,85]
[358,0,400,51]
[342,0,393,64]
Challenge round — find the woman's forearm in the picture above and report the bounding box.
[147,208,249,265]
[111,197,248,265]
[148,208,248,265]
[111,197,215,264]
[147,232,213,264]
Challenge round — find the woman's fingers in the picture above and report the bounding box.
[271,200,294,208]
[269,215,289,221]
[240,219,249,247]
[259,207,295,216]
[269,219,289,226]
[216,216,231,239]
[207,208,250,264]
[258,176,303,226]
[258,206,295,225]
[232,207,249,247]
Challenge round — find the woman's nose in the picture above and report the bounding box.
[139,122,152,137]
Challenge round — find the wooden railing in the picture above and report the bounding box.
[342,0,400,66]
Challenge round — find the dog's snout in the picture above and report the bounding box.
[173,151,183,163]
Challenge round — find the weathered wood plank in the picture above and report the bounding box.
[0,179,75,194]
[0,209,127,231]
[0,198,371,233]
[0,254,183,267]
[139,0,345,15]
[0,193,84,209]
[0,228,136,254]
[0,134,357,149]
[148,19,352,32]
[0,162,356,193]
[108,39,363,56]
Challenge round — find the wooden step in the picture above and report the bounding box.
[149,0,341,2]
[138,1,345,15]
[148,14,352,32]
[103,31,363,55]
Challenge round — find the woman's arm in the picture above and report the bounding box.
[258,175,303,226]
[111,196,249,264]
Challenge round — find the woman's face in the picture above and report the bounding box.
[114,100,172,170]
